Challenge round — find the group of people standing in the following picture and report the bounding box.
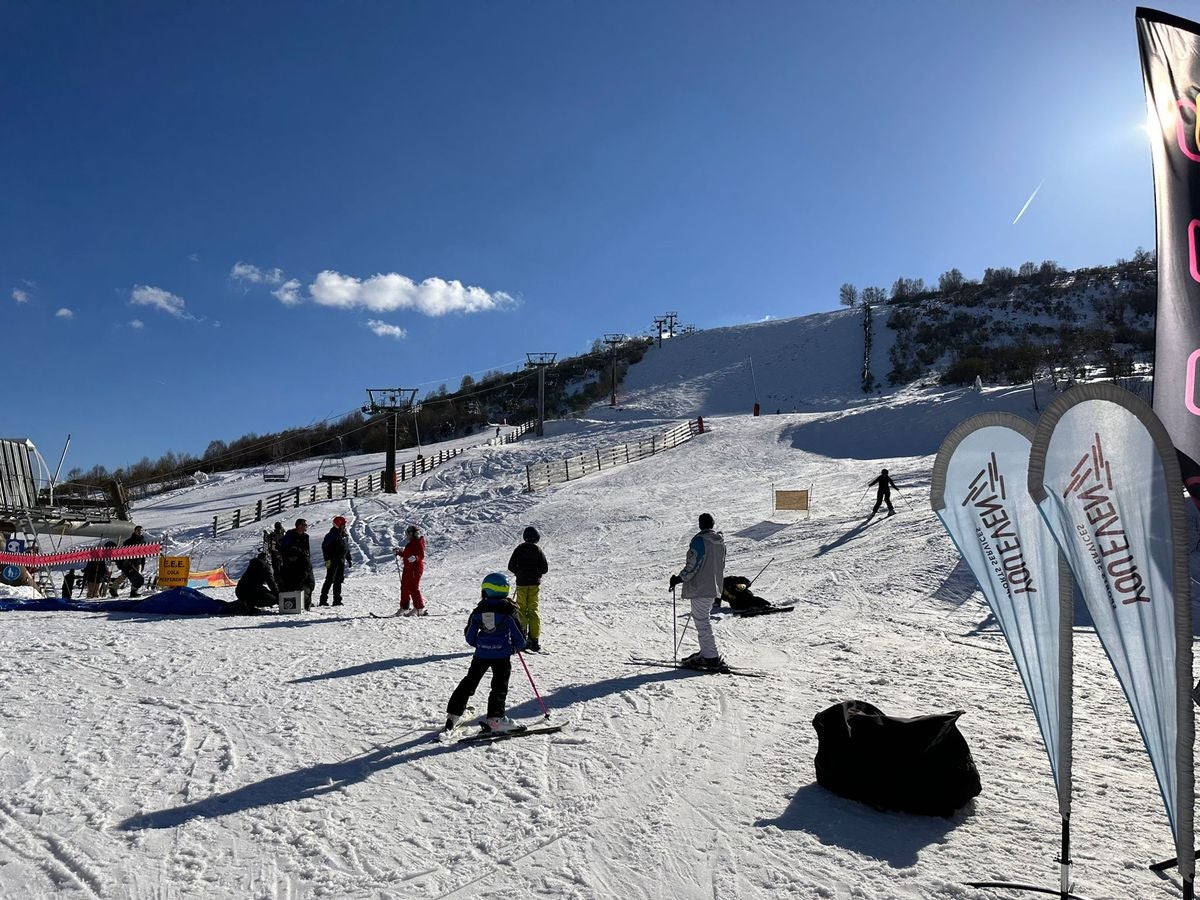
[72,524,150,599]
[239,516,355,613]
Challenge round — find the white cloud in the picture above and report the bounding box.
[55,308,73,319]
[367,319,407,340]
[131,284,189,318]
[231,261,284,285]
[188,253,200,263]
[272,279,302,306]
[310,270,514,317]
[12,288,28,303]
[130,319,144,330]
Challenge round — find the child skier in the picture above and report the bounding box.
[507,525,549,651]
[444,572,527,734]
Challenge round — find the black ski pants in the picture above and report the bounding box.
[319,560,345,603]
[872,491,894,515]
[447,656,512,719]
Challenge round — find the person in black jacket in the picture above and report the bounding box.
[278,518,315,609]
[868,468,900,518]
[319,515,352,606]
[236,551,280,612]
[109,525,148,597]
[507,525,549,652]
[82,542,116,598]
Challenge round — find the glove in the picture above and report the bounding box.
[669,574,683,590]
[324,560,331,570]
[394,548,402,556]
[406,555,417,564]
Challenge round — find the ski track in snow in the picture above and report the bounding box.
[1,315,1193,898]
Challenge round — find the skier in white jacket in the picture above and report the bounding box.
[669,512,727,670]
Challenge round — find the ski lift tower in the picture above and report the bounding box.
[362,388,417,494]
[525,353,556,436]
[664,311,678,338]
[603,334,625,407]
[653,316,668,349]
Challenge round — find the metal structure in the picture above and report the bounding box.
[603,334,625,407]
[317,437,348,484]
[362,388,418,493]
[653,316,668,348]
[525,353,557,436]
[262,459,291,483]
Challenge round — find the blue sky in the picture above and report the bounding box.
[3,0,1189,471]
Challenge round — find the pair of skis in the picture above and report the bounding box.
[436,711,566,744]
[627,656,767,678]
[711,604,794,619]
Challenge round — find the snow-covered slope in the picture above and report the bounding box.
[0,310,1190,899]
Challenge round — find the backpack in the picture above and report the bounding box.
[812,699,981,816]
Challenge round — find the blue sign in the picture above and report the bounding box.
[1,564,21,583]
[5,538,24,554]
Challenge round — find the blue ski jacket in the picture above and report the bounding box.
[464,597,527,659]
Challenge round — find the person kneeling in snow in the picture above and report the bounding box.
[444,573,527,733]
[235,552,280,613]
[669,512,727,671]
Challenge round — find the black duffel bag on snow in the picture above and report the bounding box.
[812,699,981,816]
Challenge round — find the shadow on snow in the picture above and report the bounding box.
[754,782,970,868]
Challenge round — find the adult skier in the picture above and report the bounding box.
[319,516,352,606]
[669,512,727,671]
[443,572,527,734]
[507,525,549,651]
[868,468,900,518]
[393,524,426,615]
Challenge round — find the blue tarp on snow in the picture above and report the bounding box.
[0,587,230,616]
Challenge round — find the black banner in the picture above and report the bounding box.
[1138,8,1200,502]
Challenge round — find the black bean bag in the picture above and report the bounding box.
[812,699,981,816]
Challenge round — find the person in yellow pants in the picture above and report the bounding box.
[507,526,549,652]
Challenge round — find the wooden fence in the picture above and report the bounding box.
[525,418,705,492]
[211,422,533,537]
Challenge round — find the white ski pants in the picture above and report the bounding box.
[690,596,719,658]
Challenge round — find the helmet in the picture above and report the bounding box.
[481,572,510,599]
[333,515,347,528]
[405,524,419,537]
[523,526,540,544]
[103,540,118,548]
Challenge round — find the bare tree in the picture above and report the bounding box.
[839,283,859,308]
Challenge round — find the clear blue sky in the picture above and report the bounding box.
[3,0,1188,471]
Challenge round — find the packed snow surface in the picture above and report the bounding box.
[0,312,1191,899]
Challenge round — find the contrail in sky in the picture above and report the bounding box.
[1012,180,1044,225]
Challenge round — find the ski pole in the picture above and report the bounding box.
[747,557,774,587]
[675,614,692,656]
[893,485,915,511]
[516,651,550,719]
[857,485,870,504]
[392,552,404,604]
[672,584,678,666]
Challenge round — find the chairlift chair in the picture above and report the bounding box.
[318,439,348,484]
[263,461,291,483]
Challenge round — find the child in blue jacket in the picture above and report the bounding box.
[444,572,527,733]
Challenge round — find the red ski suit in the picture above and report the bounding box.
[400,536,426,609]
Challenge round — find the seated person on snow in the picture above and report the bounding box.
[235,552,280,611]
[720,575,772,611]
